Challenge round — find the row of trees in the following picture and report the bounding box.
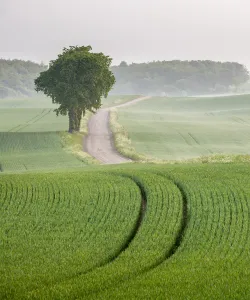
[1,58,249,99]
[0,59,46,98]
[111,60,249,96]
[1,53,250,133]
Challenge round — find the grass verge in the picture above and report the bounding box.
[60,111,99,165]
[110,109,150,161]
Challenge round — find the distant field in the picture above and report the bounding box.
[0,108,69,132]
[101,95,140,108]
[0,95,139,109]
[2,95,250,299]
[0,96,54,108]
[116,94,250,160]
[0,95,138,171]
[1,164,250,299]
[0,95,140,132]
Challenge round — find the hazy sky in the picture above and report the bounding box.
[1,0,250,68]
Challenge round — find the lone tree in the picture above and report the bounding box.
[35,46,115,132]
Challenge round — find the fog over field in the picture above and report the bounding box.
[1,0,250,68]
[2,1,250,299]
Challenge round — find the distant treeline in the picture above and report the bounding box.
[0,59,249,98]
[0,59,46,98]
[111,60,250,96]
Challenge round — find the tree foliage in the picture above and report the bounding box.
[0,59,46,98]
[34,46,115,132]
[111,60,249,96]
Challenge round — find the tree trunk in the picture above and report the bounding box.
[76,107,83,131]
[68,107,84,133]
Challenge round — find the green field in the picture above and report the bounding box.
[0,100,84,172]
[1,164,250,299]
[0,132,86,172]
[1,95,250,299]
[0,95,139,172]
[116,95,250,160]
[0,95,139,133]
[0,95,139,110]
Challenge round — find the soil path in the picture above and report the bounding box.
[85,96,150,164]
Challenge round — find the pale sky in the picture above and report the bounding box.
[1,0,250,68]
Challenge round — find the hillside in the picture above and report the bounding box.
[0,59,46,98]
[0,95,139,171]
[1,93,250,299]
[1,164,250,299]
[111,60,249,96]
[112,94,250,161]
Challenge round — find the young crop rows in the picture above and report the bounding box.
[0,132,84,172]
[1,164,250,299]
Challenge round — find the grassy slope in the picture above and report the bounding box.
[0,95,140,110]
[0,172,141,298]
[1,95,250,299]
[0,108,69,132]
[0,96,66,132]
[0,97,80,172]
[1,163,250,299]
[116,94,250,161]
[0,95,140,172]
[0,132,85,172]
[0,95,140,132]
[95,163,250,300]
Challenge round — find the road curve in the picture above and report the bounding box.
[84,96,151,164]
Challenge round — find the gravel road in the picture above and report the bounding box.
[85,96,150,164]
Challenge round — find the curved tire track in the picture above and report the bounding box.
[26,173,188,299]
[27,176,146,298]
[79,174,188,297]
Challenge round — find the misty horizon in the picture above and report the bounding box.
[1,0,250,69]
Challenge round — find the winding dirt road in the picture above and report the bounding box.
[85,96,150,164]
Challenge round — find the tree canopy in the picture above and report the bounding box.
[111,60,249,96]
[0,59,46,98]
[34,46,115,132]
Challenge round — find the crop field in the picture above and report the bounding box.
[1,163,250,299]
[0,132,86,172]
[0,97,82,172]
[1,94,250,299]
[0,108,69,132]
[0,96,56,109]
[0,95,138,172]
[116,94,250,160]
[0,95,139,132]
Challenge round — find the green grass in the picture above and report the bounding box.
[0,95,141,172]
[115,94,250,161]
[0,132,86,172]
[2,95,250,299]
[95,163,250,300]
[0,172,141,299]
[0,95,139,132]
[1,164,250,299]
[35,172,183,299]
[0,95,140,110]
[0,108,69,132]
[0,96,56,109]
[0,97,88,172]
